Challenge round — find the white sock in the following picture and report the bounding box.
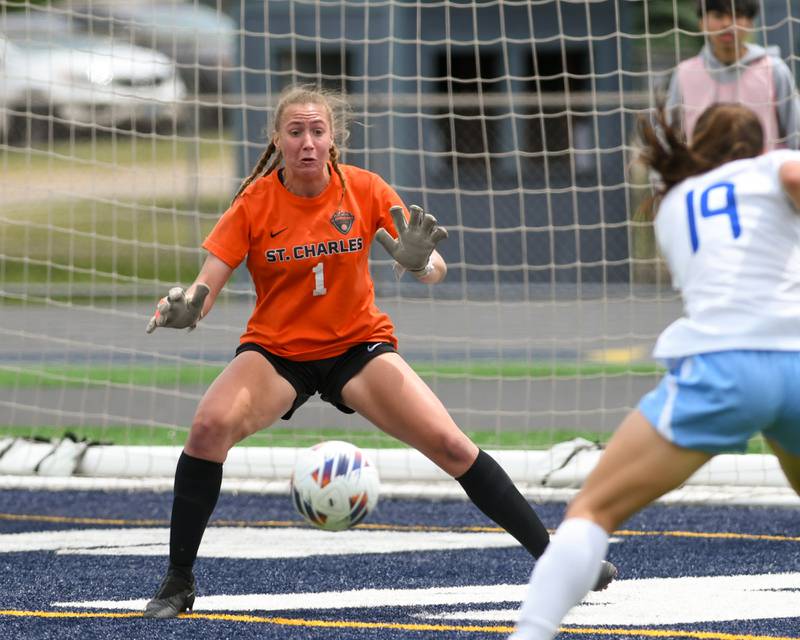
[509,517,609,640]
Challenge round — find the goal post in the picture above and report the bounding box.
[0,0,796,503]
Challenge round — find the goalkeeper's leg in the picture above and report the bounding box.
[341,353,549,559]
[451,445,617,590]
[143,451,220,619]
[144,352,296,618]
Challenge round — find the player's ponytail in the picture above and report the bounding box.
[639,103,763,196]
[230,141,279,204]
[330,144,347,205]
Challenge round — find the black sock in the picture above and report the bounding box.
[456,449,550,558]
[168,451,223,574]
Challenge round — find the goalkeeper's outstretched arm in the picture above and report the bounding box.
[419,250,447,284]
[146,254,234,333]
[375,204,448,284]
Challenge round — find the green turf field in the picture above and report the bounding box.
[0,424,609,449]
[0,423,771,454]
[0,360,774,455]
[0,361,663,388]
[0,360,675,450]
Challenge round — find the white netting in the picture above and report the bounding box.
[0,0,795,499]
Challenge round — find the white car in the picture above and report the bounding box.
[0,32,187,143]
[71,0,237,97]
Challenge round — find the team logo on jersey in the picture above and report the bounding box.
[331,210,355,235]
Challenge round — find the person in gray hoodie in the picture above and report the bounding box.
[666,0,800,150]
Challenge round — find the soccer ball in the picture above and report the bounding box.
[290,440,380,531]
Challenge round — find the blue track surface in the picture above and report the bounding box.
[0,489,797,640]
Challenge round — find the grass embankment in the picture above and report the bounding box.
[0,423,770,454]
[1,135,233,286]
[0,424,611,450]
[0,361,663,389]
[0,360,770,453]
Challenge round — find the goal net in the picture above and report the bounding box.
[0,0,795,502]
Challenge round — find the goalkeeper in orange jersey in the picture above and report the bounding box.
[143,83,617,618]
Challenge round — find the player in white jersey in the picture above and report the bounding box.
[510,103,800,640]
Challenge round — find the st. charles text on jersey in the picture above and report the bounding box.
[265,237,365,263]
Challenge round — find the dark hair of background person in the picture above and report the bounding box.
[696,0,759,19]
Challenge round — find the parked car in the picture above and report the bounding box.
[0,28,187,143]
[69,1,237,98]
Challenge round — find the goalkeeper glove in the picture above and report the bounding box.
[375,205,448,278]
[145,284,210,334]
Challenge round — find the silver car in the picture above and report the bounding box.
[0,30,187,143]
[70,0,237,97]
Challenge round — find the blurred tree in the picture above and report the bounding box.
[630,0,703,70]
[4,0,51,8]
[626,1,702,284]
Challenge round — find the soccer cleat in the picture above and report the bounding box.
[143,569,196,619]
[592,560,618,591]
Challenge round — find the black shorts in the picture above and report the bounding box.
[234,341,397,420]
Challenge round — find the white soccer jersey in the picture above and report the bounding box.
[653,149,800,358]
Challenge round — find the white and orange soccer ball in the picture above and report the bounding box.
[290,440,380,531]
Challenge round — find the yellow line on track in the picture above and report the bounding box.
[185,612,512,632]
[0,513,165,526]
[0,609,512,632]
[0,512,499,532]
[0,610,142,619]
[614,530,800,543]
[0,512,798,543]
[0,610,797,639]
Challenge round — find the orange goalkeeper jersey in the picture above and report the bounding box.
[202,164,401,360]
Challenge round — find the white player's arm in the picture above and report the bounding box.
[145,253,233,333]
[779,160,800,211]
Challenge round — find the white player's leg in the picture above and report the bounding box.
[511,410,711,640]
[766,437,800,496]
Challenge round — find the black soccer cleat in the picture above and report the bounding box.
[592,560,618,591]
[143,569,196,619]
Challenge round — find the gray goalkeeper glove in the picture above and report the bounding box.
[375,205,448,278]
[145,284,210,334]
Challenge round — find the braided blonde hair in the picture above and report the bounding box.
[231,85,350,204]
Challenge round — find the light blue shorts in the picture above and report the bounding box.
[638,350,800,454]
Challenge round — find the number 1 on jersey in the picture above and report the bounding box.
[312,262,327,296]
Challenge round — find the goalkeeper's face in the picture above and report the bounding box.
[276,103,334,181]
